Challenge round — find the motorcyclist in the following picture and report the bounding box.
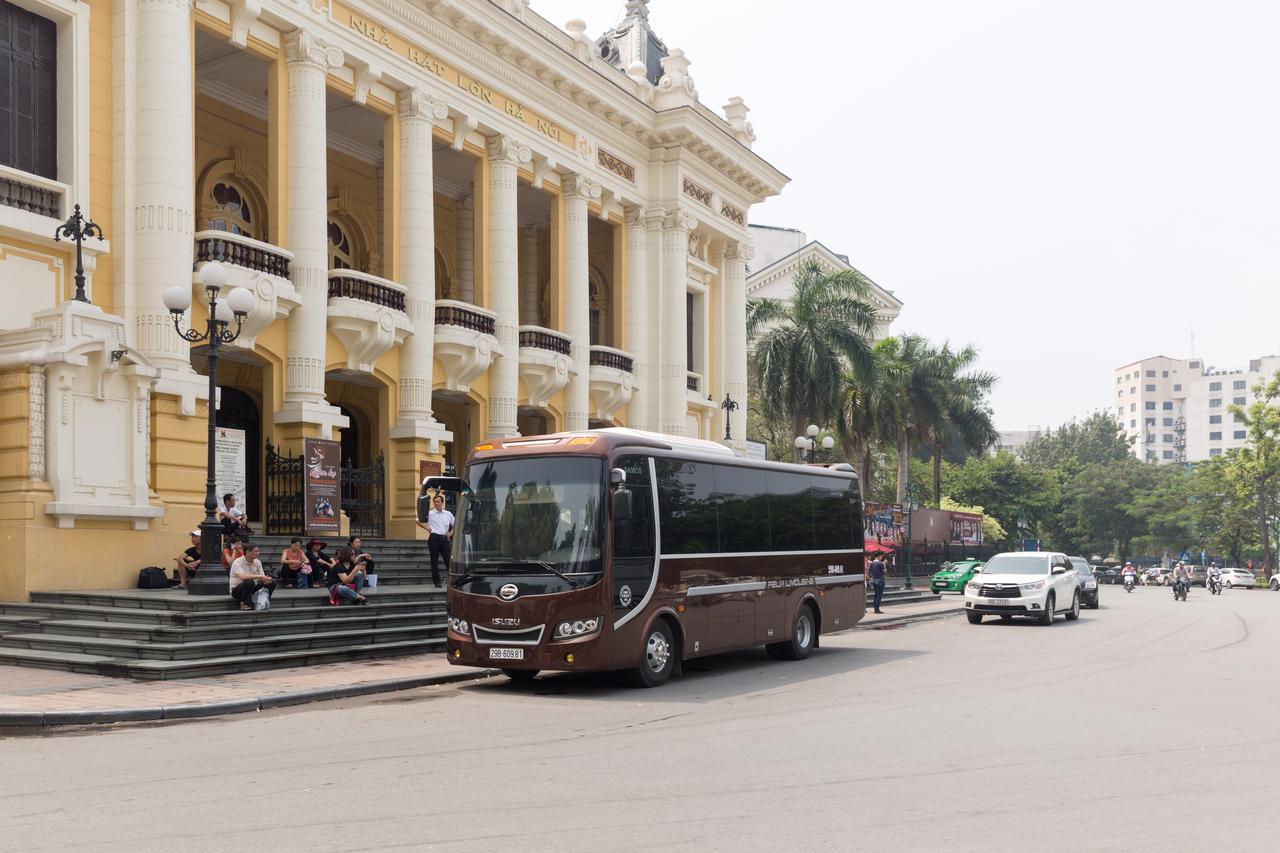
[1122,562,1137,588]
[1207,563,1222,593]
[1172,561,1190,596]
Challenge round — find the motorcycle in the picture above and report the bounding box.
[1172,579,1189,602]
[1208,575,1222,595]
[1124,574,1136,593]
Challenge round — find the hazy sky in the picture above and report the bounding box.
[531,0,1280,430]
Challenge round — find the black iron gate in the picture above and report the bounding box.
[264,440,304,535]
[342,450,386,539]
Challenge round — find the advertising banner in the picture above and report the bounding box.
[864,502,904,543]
[950,511,984,545]
[304,437,341,534]
[214,427,246,510]
[745,439,768,460]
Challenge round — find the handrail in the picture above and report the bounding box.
[590,345,634,373]
[435,299,497,335]
[327,269,407,312]
[519,325,573,356]
[194,230,292,279]
[686,371,702,392]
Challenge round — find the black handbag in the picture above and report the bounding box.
[136,566,170,589]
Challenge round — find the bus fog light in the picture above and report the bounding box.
[452,649,461,659]
[565,653,575,664]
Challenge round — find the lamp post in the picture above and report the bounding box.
[163,263,255,595]
[1017,507,1028,550]
[794,423,834,463]
[720,393,739,441]
[903,481,921,589]
[53,204,104,304]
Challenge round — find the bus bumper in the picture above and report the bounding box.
[446,630,612,672]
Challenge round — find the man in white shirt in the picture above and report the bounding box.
[419,493,455,587]
[219,493,251,538]
[229,542,274,610]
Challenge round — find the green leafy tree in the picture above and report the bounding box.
[748,259,879,460]
[877,335,946,503]
[1186,455,1257,567]
[836,343,901,496]
[1056,459,1156,561]
[941,451,1058,546]
[925,344,998,506]
[1229,372,1280,576]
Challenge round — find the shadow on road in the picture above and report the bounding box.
[456,644,928,704]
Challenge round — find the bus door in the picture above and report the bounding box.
[611,456,659,630]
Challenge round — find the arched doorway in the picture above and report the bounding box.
[216,386,262,522]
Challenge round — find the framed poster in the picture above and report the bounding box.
[304,437,341,534]
[214,427,246,510]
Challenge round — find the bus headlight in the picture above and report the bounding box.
[555,617,600,639]
[448,617,469,635]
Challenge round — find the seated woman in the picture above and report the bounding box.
[278,537,308,588]
[306,538,334,589]
[326,546,369,606]
[228,542,274,610]
[222,537,245,572]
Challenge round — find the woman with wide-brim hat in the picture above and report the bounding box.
[305,538,334,590]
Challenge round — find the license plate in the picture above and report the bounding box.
[488,647,524,660]
[983,598,1010,606]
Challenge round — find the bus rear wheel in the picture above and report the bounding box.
[503,669,538,683]
[631,620,676,688]
[767,604,816,661]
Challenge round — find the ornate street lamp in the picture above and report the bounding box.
[793,423,833,464]
[163,263,255,595]
[720,393,739,441]
[903,481,922,590]
[53,204,104,304]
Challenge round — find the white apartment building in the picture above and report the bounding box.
[1114,355,1280,464]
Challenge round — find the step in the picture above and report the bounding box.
[0,598,446,628]
[29,587,446,611]
[1,623,446,660]
[35,610,447,642]
[0,638,447,679]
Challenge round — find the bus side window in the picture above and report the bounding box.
[811,477,854,550]
[613,455,656,620]
[767,471,814,551]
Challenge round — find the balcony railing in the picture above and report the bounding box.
[590,346,634,373]
[195,230,292,279]
[435,299,496,336]
[0,164,66,219]
[686,372,702,393]
[519,326,572,356]
[328,270,407,312]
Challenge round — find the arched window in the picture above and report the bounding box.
[328,220,355,270]
[589,266,611,347]
[208,181,255,238]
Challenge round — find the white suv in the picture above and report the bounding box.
[964,551,1082,625]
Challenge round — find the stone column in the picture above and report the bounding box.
[722,240,751,455]
[455,194,475,303]
[660,209,695,435]
[519,226,540,325]
[485,136,530,438]
[624,206,651,431]
[562,175,596,432]
[276,29,347,439]
[132,0,197,379]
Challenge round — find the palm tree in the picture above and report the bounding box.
[748,259,880,460]
[877,335,947,503]
[925,344,999,505]
[837,342,900,497]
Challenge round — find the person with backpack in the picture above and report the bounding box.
[229,542,274,610]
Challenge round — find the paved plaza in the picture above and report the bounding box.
[4,587,1277,851]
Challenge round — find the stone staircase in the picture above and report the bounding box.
[250,535,442,586]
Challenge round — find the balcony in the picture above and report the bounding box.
[434,299,499,393]
[519,325,574,408]
[588,345,635,421]
[326,270,413,373]
[193,230,299,349]
[686,371,701,393]
[0,164,66,219]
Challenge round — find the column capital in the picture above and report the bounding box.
[284,29,344,71]
[398,88,450,123]
[486,135,532,166]
[456,192,474,212]
[562,174,602,202]
[663,207,697,233]
[723,240,754,263]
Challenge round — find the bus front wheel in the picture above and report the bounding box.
[767,604,816,661]
[632,620,677,688]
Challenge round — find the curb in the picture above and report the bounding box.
[0,666,499,729]
[857,607,964,630]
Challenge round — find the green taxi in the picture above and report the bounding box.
[930,559,984,594]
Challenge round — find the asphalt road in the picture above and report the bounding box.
[4,584,1280,852]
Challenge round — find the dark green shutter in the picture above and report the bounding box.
[0,0,57,180]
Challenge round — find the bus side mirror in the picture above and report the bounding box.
[613,487,633,521]
[416,493,431,524]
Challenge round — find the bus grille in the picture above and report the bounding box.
[473,625,545,645]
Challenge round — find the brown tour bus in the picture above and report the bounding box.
[419,428,865,687]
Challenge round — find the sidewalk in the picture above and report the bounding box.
[0,656,497,728]
[0,597,962,729]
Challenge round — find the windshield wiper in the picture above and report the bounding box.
[502,559,579,588]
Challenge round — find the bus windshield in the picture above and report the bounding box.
[456,456,605,588]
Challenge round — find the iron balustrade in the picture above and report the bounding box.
[686,372,701,392]
[0,174,61,218]
[342,451,386,539]
[264,440,305,535]
[195,232,291,279]
[328,273,406,312]
[519,328,573,355]
[590,348,634,373]
[435,302,496,335]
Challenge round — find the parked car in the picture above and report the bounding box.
[1187,565,1208,587]
[1146,567,1173,586]
[1220,567,1257,589]
[1092,565,1120,584]
[964,551,1083,625]
[930,559,984,595]
[1069,556,1100,608]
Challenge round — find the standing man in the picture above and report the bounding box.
[868,554,887,614]
[419,493,455,587]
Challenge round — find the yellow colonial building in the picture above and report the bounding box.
[0,0,786,598]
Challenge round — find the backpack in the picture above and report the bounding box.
[137,566,169,589]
